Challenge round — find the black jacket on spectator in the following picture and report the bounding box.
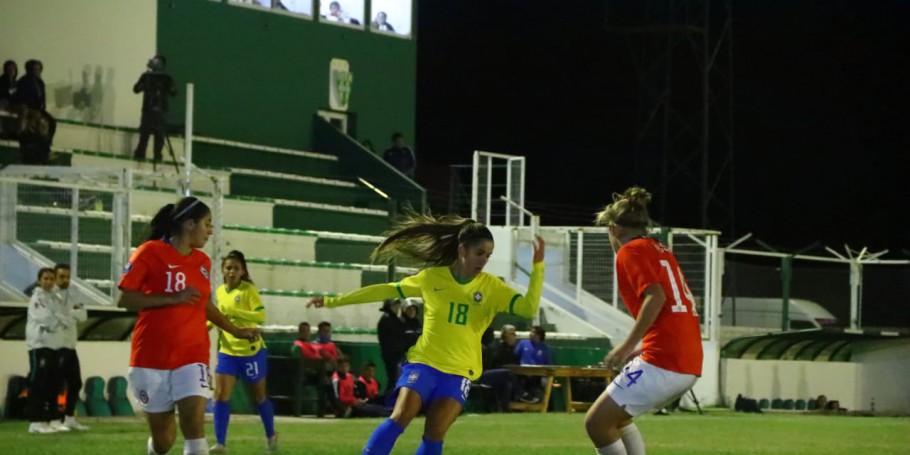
[0,74,17,106]
[484,339,519,370]
[402,316,422,351]
[16,73,45,111]
[377,311,406,360]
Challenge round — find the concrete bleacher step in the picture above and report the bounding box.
[17,209,148,248]
[228,168,388,211]
[192,137,340,180]
[273,200,389,236]
[223,224,382,265]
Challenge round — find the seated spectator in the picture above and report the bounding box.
[331,357,358,417]
[515,325,552,403]
[401,299,422,351]
[355,361,382,403]
[15,60,55,144]
[17,107,52,164]
[478,324,521,412]
[293,322,330,360]
[0,60,17,111]
[315,321,342,365]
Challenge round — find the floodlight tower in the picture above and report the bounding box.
[605,0,734,236]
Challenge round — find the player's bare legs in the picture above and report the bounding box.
[423,397,463,441]
[389,387,423,428]
[585,391,633,449]
[214,374,237,402]
[146,410,178,454]
[176,395,208,453]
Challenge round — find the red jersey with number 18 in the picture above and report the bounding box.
[119,239,212,370]
[615,237,703,376]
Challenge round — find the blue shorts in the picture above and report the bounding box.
[388,362,471,408]
[214,349,268,384]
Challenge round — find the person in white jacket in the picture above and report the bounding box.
[25,267,69,434]
[53,264,89,431]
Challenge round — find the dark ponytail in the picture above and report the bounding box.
[147,197,211,241]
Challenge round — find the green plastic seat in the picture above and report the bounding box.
[84,376,111,417]
[771,398,783,409]
[783,399,795,410]
[107,376,134,416]
[759,398,770,409]
[795,399,807,410]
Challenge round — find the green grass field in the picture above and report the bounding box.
[2,409,909,454]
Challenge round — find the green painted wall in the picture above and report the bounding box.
[156,0,415,153]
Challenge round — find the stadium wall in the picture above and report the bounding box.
[157,0,417,154]
[0,0,157,128]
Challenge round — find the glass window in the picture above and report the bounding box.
[274,0,313,16]
[318,0,365,28]
[369,0,412,37]
[229,0,271,8]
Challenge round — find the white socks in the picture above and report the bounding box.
[184,438,209,455]
[596,440,628,455]
[620,423,646,455]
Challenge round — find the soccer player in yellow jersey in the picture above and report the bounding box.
[309,212,546,455]
[209,250,277,453]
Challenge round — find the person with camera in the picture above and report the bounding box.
[133,55,176,162]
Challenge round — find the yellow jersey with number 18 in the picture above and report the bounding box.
[325,262,544,381]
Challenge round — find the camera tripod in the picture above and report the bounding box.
[151,133,181,174]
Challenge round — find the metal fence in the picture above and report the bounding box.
[0,166,224,304]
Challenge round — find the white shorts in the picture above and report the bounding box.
[605,356,698,417]
[128,362,213,413]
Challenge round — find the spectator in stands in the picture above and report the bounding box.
[294,321,330,360]
[478,324,521,412]
[331,357,358,417]
[371,11,395,32]
[132,54,176,162]
[316,320,342,366]
[377,299,405,395]
[16,107,52,164]
[209,250,277,453]
[15,59,56,143]
[52,263,89,431]
[325,1,361,25]
[0,60,18,110]
[352,361,392,418]
[117,196,258,455]
[401,298,423,351]
[25,267,67,434]
[585,186,702,455]
[514,325,551,403]
[383,132,416,180]
[307,211,546,454]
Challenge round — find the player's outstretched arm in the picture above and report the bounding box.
[507,235,547,319]
[307,283,411,309]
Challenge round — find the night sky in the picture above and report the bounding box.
[413,0,909,256]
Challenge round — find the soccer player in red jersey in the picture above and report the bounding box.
[585,187,703,455]
[117,197,258,455]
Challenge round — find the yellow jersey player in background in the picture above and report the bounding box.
[209,250,277,453]
[309,211,546,455]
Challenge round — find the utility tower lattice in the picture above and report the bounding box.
[605,0,735,237]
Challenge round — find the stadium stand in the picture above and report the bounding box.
[106,376,134,416]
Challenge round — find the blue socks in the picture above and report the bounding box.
[415,437,444,455]
[213,400,231,446]
[362,418,404,455]
[256,399,276,438]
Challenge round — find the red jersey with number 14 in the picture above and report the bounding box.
[119,239,212,370]
[615,237,703,375]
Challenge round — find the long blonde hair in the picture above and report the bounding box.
[371,210,493,267]
[594,186,652,229]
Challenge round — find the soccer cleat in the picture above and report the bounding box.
[64,418,90,431]
[210,443,228,453]
[48,421,71,432]
[28,422,57,434]
[267,433,279,452]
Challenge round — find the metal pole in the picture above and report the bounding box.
[780,256,792,331]
[70,188,79,277]
[576,230,584,311]
[849,261,862,329]
[184,83,195,196]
